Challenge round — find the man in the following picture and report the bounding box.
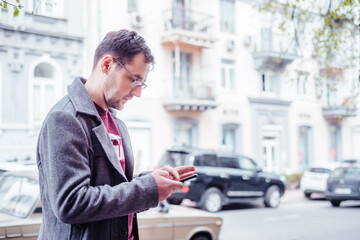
[36,29,195,240]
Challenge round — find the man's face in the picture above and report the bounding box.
[103,53,150,110]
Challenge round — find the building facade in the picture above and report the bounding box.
[1,0,359,175]
[0,0,85,160]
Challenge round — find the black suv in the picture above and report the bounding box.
[159,148,286,212]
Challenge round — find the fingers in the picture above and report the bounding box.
[160,166,180,181]
[152,171,185,202]
[175,166,196,175]
[179,172,196,180]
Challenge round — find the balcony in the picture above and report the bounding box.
[162,78,217,111]
[161,8,216,48]
[322,106,357,120]
[252,28,298,71]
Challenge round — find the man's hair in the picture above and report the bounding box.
[92,29,154,71]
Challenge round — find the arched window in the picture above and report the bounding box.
[32,62,58,125]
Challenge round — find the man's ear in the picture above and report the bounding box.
[100,55,113,74]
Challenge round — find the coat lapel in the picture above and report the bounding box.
[116,121,134,181]
[92,125,128,181]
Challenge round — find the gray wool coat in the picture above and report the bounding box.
[36,77,159,240]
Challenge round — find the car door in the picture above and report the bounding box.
[217,155,250,199]
[138,204,173,240]
[219,155,264,198]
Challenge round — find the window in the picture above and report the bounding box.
[221,59,235,89]
[220,0,235,33]
[194,154,217,167]
[260,71,280,97]
[0,175,39,218]
[326,78,337,107]
[219,157,238,168]
[173,118,198,147]
[173,52,192,99]
[32,62,58,126]
[296,72,308,97]
[172,0,192,30]
[32,0,64,18]
[329,124,342,162]
[221,123,240,153]
[298,126,313,170]
[352,126,360,159]
[127,0,138,13]
[238,156,257,171]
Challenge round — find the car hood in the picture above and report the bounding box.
[0,212,41,227]
[169,205,221,219]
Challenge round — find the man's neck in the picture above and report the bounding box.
[85,73,108,110]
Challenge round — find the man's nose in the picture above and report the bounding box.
[132,86,142,98]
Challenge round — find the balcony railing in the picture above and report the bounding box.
[162,8,214,34]
[252,28,298,70]
[162,78,217,111]
[161,8,215,48]
[322,106,357,119]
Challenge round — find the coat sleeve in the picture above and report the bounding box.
[37,111,159,224]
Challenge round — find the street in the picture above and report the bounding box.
[214,190,360,240]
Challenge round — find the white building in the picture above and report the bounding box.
[1,0,359,175]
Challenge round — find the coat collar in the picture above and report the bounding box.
[67,77,100,118]
[68,77,119,120]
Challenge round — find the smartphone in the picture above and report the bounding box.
[180,173,198,182]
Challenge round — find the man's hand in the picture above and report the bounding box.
[152,166,195,202]
[159,165,196,181]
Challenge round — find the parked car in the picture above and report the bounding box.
[0,170,222,240]
[0,171,42,240]
[300,162,340,199]
[0,161,37,175]
[158,148,286,212]
[325,164,360,207]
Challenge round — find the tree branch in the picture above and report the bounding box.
[1,0,23,8]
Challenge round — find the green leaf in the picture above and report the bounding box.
[3,1,8,9]
[16,0,20,3]
[13,6,19,17]
[324,15,331,27]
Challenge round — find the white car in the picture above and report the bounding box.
[0,170,222,240]
[300,162,340,199]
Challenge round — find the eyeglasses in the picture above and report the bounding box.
[113,58,147,90]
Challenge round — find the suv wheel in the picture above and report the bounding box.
[264,185,280,208]
[330,200,341,207]
[200,187,223,212]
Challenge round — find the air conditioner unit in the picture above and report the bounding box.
[226,39,235,51]
[130,13,144,28]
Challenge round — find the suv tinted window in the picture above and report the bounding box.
[219,157,238,169]
[160,152,188,167]
[194,154,217,167]
[238,156,257,171]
